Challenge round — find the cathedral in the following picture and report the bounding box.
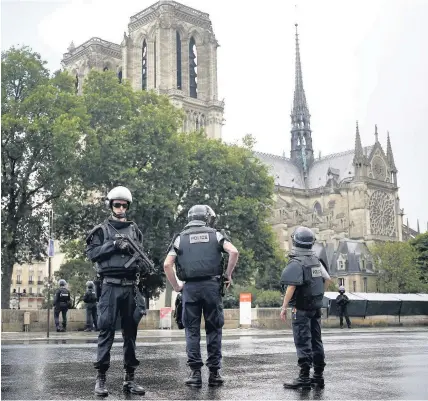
[62,1,404,293]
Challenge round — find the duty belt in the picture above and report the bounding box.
[103,277,135,286]
[185,276,221,282]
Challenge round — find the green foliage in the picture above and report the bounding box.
[53,259,95,308]
[222,285,282,308]
[410,232,428,284]
[327,281,339,292]
[1,46,88,308]
[53,71,282,301]
[371,241,428,293]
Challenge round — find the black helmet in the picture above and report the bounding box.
[187,205,216,227]
[291,226,315,249]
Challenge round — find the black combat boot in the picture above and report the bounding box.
[185,369,202,388]
[123,369,145,395]
[283,368,311,390]
[94,371,109,396]
[208,368,224,387]
[311,367,325,389]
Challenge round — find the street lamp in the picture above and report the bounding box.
[46,209,54,338]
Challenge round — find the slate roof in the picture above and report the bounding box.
[253,146,373,190]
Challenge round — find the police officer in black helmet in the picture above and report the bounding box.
[164,205,239,388]
[53,279,71,332]
[83,281,98,332]
[85,186,146,397]
[280,226,332,390]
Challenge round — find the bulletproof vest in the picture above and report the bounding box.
[175,225,223,281]
[85,290,97,304]
[292,255,324,311]
[96,220,141,277]
[58,288,70,307]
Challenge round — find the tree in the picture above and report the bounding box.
[52,71,283,302]
[371,241,427,293]
[1,46,88,308]
[410,232,428,285]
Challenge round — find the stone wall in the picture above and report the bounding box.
[2,308,427,332]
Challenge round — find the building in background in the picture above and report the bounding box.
[10,241,66,309]
[61,1,224,140]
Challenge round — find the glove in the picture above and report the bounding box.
[114,238,129,252]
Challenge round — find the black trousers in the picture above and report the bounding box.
[291,308,326,372]
[54,307,68,329]
[94,283,142,372]
[339,308,352,327]
[86,304,98,329]
[182,279,224,370]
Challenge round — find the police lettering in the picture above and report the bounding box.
[189,233,209,244]
[311,266,322,278]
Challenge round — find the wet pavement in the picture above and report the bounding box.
[2,329,428,400]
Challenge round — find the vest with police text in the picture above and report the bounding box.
[175,225,223,281]
[292,255,324,311]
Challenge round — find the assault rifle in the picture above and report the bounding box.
[106,222,155,272]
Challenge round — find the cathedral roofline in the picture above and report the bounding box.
[62,37,121,64]
[129,1,213,32]
[253,150,291,162]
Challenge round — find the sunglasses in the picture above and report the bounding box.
[112,202,129,209]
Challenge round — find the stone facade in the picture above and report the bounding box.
[61,1,224,139]
[60,2,405,294]
[255,25,404,291]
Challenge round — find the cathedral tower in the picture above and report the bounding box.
[61,1,224,139]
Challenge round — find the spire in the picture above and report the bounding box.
[290,24,313,175]
[374,124,379,143]
[291,24,310,128]
[353,121,365,163]
[386,131,397,172]
[417,219,420,234]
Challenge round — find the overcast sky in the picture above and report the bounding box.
[2,0,427,231]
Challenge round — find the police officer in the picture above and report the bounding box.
[336,286,352,329]
[53,279,71,332]
[83,281,98,332]
[280,227,332,390]
[163,205,239,388]
[85,186,146,396]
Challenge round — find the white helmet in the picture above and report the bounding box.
[107,186,132,204]
[106,186,132,218]
[339,286,345,293]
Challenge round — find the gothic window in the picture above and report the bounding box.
[142,39,147,91]
[189,37,197,98]
[154,40,157,88]
[313,202,322,216]
[118,69,122,84]
[176,31,182,89]
[337,260,345,271]
[372,156,387,181]
[369,190,396,237]
[75,74,79,94]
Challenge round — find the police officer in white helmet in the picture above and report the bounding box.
[85,186,146,396]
